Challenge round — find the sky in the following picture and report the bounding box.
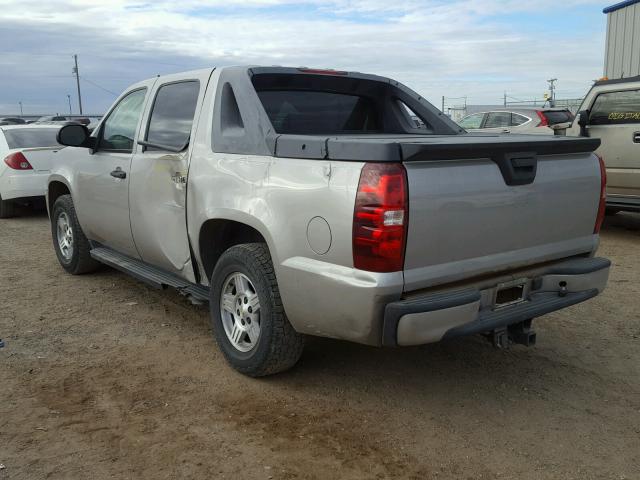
[0,0,610,115]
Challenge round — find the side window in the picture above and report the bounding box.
[484,112,511,128]
[589,89,640,125]
[398,101,431,130]
[458,113,484,129]
[145,81,200,150]
[99,89,147,152]
[511,113,529,126]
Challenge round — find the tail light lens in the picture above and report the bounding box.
[594,154,607,234]
[536,110,549,127]
[353,163,408,272]
[4,152,33,170]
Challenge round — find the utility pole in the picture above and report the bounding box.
[72,54,83,115]
[547,78,557,107]
[18,101,23,117]
[441,95,445,114]
[503,91,507,107]
[67,94,72,115]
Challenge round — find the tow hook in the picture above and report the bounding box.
[558,281,568,297]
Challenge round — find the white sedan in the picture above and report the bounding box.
[0,124,61,218]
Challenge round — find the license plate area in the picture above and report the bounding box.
[493,279,528,309]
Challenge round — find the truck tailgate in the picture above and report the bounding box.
[274,132,602,291]
[402,147,601,291]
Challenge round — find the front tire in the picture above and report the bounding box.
[51,194,99,274]
[209,243,304,376]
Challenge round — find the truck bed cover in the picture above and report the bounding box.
[273,133,601,162]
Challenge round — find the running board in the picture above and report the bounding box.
[90,247,210,302]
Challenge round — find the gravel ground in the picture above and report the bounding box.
[1,210,639,480]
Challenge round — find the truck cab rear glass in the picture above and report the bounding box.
[257,90,380,135]
[250,72,458,136]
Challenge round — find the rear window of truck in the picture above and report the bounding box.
[256,90,380,135]
[250,71,458,136]
[3,128,60,149]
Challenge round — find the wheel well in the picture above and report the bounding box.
[199,219,267,281]
[48,181,70,210]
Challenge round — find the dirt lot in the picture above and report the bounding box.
[1,211,639,480]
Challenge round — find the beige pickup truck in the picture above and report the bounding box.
[48,66,610,376]
[568,75,640,212]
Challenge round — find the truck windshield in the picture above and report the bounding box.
[257,90,380,135]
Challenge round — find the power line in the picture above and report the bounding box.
[80,77,120,96]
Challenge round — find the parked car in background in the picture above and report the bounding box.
[35,116,94,127]
[0,117,27,126]
[458,108,574,135]
[48,66,608,376]
[0,125,60,217]
[567,75,640,213]
[35,115,70,123]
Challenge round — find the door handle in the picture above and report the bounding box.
[502,129,511,133]
[633,132,640,143]
[110,167,126,179]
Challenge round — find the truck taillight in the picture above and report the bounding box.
[594,154,607,234]
[353,163,408,272]
[536,110,549,127]
[3,152,33,170]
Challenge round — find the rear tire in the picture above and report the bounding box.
[0,195,16,218]
[51,194,100,274]
[209,243,304,377]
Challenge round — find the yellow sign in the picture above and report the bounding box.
[608,112,640,120]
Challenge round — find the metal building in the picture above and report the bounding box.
[603,0,640,79]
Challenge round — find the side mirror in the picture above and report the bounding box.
[577,110,590,137]
[56,124,94,148]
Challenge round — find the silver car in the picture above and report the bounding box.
[458,108,574,135]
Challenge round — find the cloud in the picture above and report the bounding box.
[0,0,606,114]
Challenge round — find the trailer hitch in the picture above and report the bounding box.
[485,319,536,349]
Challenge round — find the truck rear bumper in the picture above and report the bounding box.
[607,194,640,212]
[382,257,610,347]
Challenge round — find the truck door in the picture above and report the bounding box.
[586,88,640,199]
[74,84,153,257]
[128,70,213,281]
